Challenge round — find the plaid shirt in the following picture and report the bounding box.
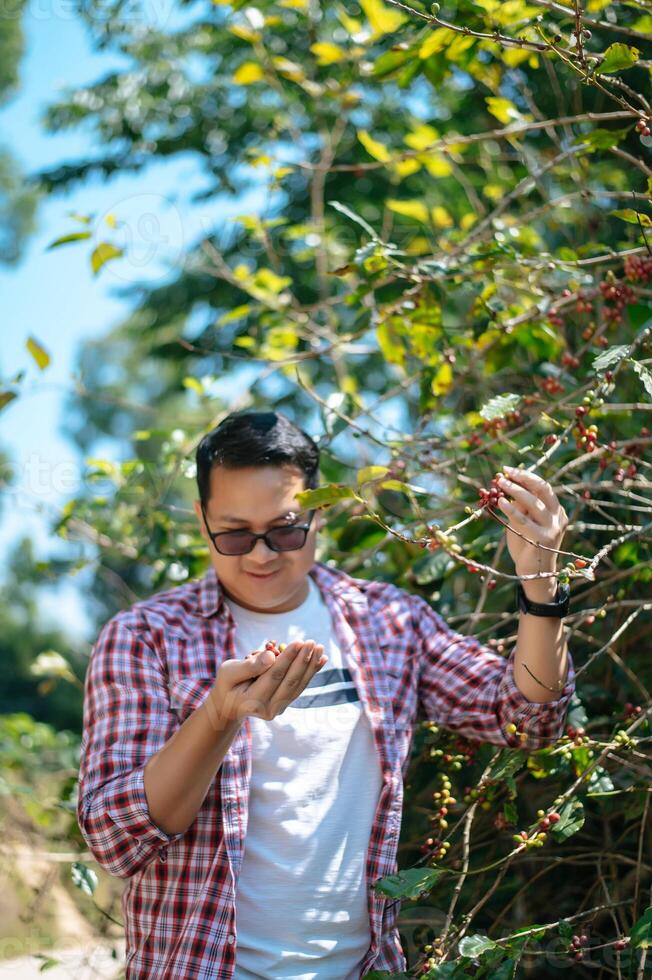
[77,560,576,978]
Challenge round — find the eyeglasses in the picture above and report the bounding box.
[201,504,316,556]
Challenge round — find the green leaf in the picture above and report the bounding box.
[412,549,455,585]
[26,336,51,370]
[489,749,527,781]
[574,127,629,151]
[71,861,98,896]
[374,866,444,899]
[610,209,652,227]
[458,934,496,958]
[357,465,391,484]
[91,241,124,274]
[0,391,17,413]
[46,230,92,249]
[630,906,652,948]
[592,345,630,372]
[329,199,378,240]
[379,478,428,493]
[596,42,639,74]
[550,799,585,842]
[503,800,518,824]
[479,392,521,422]
[294,484,360,509]
[631,360,652,400]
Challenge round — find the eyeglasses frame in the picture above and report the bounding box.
[200,502,317,556]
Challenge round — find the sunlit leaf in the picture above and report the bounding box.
[26,336,51,371]
[91,242,123,274]
[47,231,92,249]
[359,0,407,38]
[233,61,265,84]
[358,130,392,163]
[597,42,639,74]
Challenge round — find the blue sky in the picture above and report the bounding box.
[0,11,265,640]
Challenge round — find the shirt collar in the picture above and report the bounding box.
[195,560,364,618]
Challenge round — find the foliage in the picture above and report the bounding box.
[2,0,652,972]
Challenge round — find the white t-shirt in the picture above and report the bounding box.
[224,575,383,980]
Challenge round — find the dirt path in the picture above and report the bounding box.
[0,942,126,979]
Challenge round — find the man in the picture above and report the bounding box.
[77,410,576,979]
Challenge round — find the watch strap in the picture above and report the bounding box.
[516,582,570,618]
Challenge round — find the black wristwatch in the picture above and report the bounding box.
[516,581,570,618]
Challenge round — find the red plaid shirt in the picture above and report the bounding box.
[77,560,576,978]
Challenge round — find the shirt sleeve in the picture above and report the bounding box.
[77,615,186,878]
[410,594,576,750]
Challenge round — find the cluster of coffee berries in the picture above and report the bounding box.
[462,785,493,811]
[419,940,446,974]
[624,702,642,720]
[569,933,589,961]
[478,473,508,510]
[600,271,635,325]
[505,721,529,745]
[624,253,652,284]
[430,775,456,832]
[536,808,561,831]
[636,116,651,138]
[540,376,564,395]
[574,291,593,315]
[512,829,547,848]
[561,351,580,370]
[613,729,633,748]
[481,409,523,436]
[574,404,599,452]
[264,640,287,657]
[565,724,587,745]
[420,835,451,862]
[613,937,629,952]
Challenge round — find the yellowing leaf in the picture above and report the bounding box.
[421,153,453,178]
[461,213,477,231]
[587,0,612,10]
[484,183,504,201]
[359,0,406,38]
[358,130,391,162]
[486,96,521,124]
[337,5,362,34]
[233,61,265,84]
[228,24,261,42]
[404,235,431,255]
[254,268,293,293]
[357,465,390,484]
[390,158,422,178]
[272,57,306,81]
[0,391,18,412]
[279,0,309,7]
[431,206,453,228]
[405,124,440,151]
[183,376,204,394]
[446,33,475,58]
[310,42,346,65]
[91,242,123,275]
[431,361,453,396]
[387,199,429,223]
[26,336,51,371]
[419,28,455,59]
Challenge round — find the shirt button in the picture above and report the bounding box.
[227,935,235,945]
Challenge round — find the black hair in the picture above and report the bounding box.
[195,410,320,506]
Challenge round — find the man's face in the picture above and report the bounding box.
[193,463,322,614]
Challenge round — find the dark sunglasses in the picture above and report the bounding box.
[201,504,316,556]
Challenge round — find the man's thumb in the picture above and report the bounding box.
[245,649,275,673]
